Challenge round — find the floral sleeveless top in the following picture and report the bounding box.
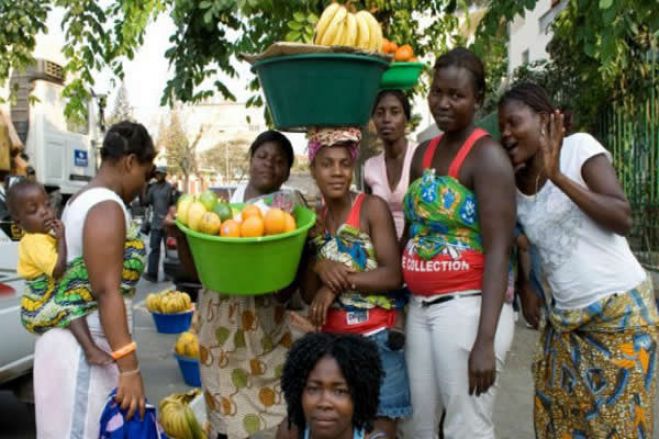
[312,193,395,311]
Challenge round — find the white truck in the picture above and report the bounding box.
[0,56,104,394]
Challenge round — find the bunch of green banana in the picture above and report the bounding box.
[314,3,383,52]
[159,390,206,439]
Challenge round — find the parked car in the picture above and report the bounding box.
[0,185,36,399]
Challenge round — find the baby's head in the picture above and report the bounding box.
[6,180,55,234]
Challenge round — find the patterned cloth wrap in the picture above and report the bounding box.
[306,127,361,162]
[20,224,146,334]
[312,217,394,311]
[533,276,659,439]
[404,167,481,261]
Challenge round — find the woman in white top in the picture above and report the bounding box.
[34,122,155,438]
[364,90,417,240]
[498,82,658,439]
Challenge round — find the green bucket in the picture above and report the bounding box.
[176,205,316,295]
[380,62,425,90]
[252,53,390,131]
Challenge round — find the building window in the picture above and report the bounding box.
[522,49,530,65]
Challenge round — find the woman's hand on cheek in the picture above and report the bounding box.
[539,111,565,182]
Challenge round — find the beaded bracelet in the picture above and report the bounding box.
[111,341,137,360]
[119,367,140,376]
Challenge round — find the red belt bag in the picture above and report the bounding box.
[323,307,396,334]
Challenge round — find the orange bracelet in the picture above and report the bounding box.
[111,341,137,360]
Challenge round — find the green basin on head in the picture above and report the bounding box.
[252,53,390,131]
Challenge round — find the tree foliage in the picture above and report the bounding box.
[157,110,201,189]
[106,81,134,126]
[2,0,657,131]
[200,139,251,181]
[161,0,466,110]
[475,0,658,129]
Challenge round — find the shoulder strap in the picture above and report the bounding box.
[448,128,489,179]
[345,193,366,229]
[421,135,443,169]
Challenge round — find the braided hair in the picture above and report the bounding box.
[498,82,574,132]
[101,121,156,164]
[281,332,382,437]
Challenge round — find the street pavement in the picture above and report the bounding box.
[2,276,659,438]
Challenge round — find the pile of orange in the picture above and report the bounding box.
[382,39,417,62]
[219,205,296,238]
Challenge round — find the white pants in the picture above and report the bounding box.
[404,295,514,439]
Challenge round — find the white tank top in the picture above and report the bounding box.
[62,188,130,263]
[61,187,132,334]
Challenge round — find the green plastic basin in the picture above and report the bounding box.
[175,205,316,295]
[252,53,390,131]
[380,62,425,90]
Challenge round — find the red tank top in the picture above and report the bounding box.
[402,129,488,296]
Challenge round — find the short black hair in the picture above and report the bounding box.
[499,81,573,132]
[249,130,294,169]
[434,47,486,103]
[6,179,45,218]
[372,90,412,120]
[281,332,382,436]
[101,121,156,164]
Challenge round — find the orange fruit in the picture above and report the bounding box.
[395,44,414,62]
[240,216,265,238]
[283,212,296,232]
[264,208,286,235]
[241,204,262,220]
[220,219,241,237]
[409,56,418,62]
[389,41,399,54]
[382,38,392,54]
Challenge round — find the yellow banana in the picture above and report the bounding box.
[355,11,371,49]
[319,5,347,46]
[358,10,383,52]
[343,12,358,47]
[314,2,342,44]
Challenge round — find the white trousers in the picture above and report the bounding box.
[404,295,514,439]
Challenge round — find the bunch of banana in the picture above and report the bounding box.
[146,290,192,314]
[175,331,200,359]
[314,3,383,52]
[159,390,206,439]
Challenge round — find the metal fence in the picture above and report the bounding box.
[595,72,658,270]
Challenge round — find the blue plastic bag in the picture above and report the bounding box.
[99,388,168,439]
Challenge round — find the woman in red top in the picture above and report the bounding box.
[402,48,516,438]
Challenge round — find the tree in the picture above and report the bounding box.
[2,0,469,122]
[106,82,134,126]
[200,139,251,182]
[474,0,659,129]
[157,110,201,190]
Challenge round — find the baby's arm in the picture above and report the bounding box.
[50,219,67,279]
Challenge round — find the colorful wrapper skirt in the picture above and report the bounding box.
[534,276,658,438]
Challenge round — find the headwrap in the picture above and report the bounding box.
[307,127,361,162]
